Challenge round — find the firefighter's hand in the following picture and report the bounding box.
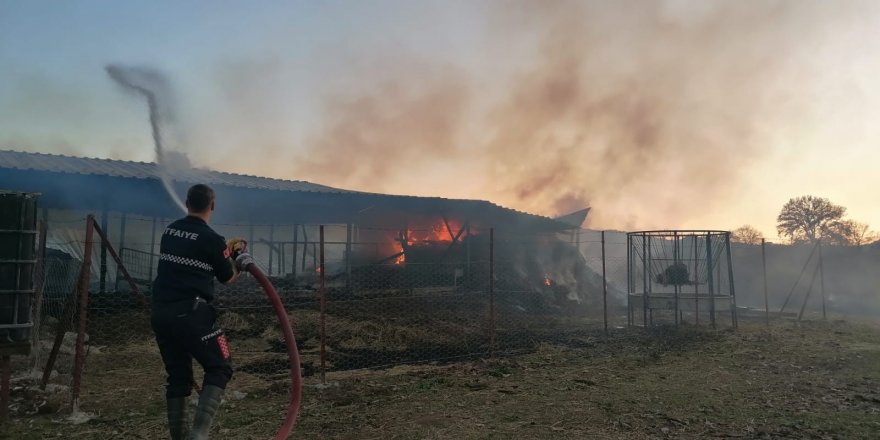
[234,252,254,271]
[226,238,248,258]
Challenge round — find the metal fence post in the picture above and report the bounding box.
[72,215,95,411]
[673,231,680,327]
[642,236,648,327]
[319,225,327,384]
[724,233,738,330]
[601,231,608,334]
[99,210,108,293]
[818,240,827,320]
[268,224,275,276]
[706,233,716,329]
[114,213,126,291]
[761,238,769,326]
[92,221,144,306]
[488,228,496,355]
[694,236,700,326]
[345,223,352,291]
[292,224,298,277]
[626,233,632,327]
[31,221,48,368]
[300,226,308,273]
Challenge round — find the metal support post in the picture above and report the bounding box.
[674,232,680,326]
[268,224,274,276]
[319,225,327,384]
[114,213,127,291]
[488,228,496,355]
[761,239,769,326]
[818,241,827,320]
[72,215,95,411]
[642,236,648,327]
[346,223,353,291]
[725,233,738,329]
[602,231,608,334]
[694,236,700,325]
[292,225,298,277]
[626,234,632,327]
[99,210,108,293]
[706,233,716,329]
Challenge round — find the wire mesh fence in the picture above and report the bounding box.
[22,214,629,413]
[15,211,880,419]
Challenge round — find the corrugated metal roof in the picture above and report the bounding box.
[0,150,571,227]
[0,150,355,194]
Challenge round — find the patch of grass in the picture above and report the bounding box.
[485,366,512,378]
[4,318,880,439]
[413,376,451,391]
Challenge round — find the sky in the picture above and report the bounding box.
[2,0,880,239]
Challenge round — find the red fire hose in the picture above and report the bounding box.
[246,263,302,439]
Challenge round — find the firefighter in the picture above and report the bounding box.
[151,184,252,440]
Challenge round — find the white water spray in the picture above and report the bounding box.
[106,65,187,214]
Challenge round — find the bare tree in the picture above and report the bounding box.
[731,225,764,245]
[776,196,846,244]
[823,220,878,246]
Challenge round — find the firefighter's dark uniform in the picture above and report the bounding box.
[151,215,234,399]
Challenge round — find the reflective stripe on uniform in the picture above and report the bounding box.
[160,253,214,272]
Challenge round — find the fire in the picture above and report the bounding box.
[543,276,552,287]
[406,219,465,245]
[390,218,469,265]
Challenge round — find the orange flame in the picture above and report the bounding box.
[407,219,465,245]
[543,276,552,287]
[390,218,469,265]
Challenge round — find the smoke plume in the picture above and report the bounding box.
[480,1,828,226]
[292,70,470,193]
[283,0,865,229]
[106,64,188,213]
[8,1,871,232]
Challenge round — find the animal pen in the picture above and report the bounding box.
[626,230,738,328]
[19,150,858,426]
[0,151,636,417]
[10,209,629,414]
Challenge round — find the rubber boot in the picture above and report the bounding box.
[188,385,224,440]
[166,397,188,440]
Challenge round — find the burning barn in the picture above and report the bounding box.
[0,150,602,310]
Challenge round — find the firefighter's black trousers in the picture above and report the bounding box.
[151,299,233,398]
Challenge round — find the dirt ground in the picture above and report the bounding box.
[3,317,880,439]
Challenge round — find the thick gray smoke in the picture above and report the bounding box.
[105,64,188,213]
[481,0,857,225]
[282,0,873,230]
[293,74,469,190]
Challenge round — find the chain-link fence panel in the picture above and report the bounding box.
[490,228,606,354]
[730,241,880,320]
[13,207,880,426]
[21,214,797,417]
[577,229,629,331]
[319,224,491,371]
[14,213,153,419]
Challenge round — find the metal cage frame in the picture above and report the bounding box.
[626,230,737,328]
